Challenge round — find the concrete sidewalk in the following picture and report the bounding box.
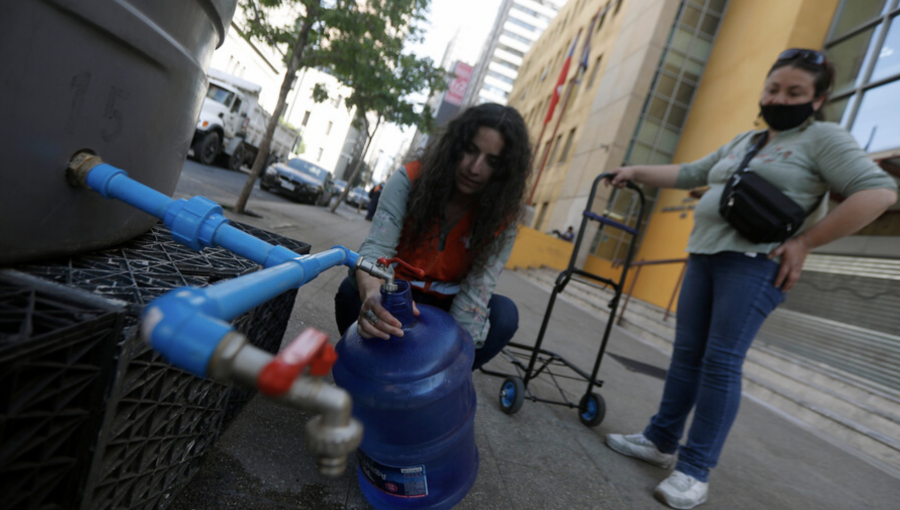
[168,189,899,510]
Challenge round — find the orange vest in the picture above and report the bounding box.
[394,161,476,298]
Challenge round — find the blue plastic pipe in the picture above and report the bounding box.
[84,162,346,266]
[143,247,356,376]
[82,162,362,376]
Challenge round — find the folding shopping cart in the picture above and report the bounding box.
[481,173,646,426]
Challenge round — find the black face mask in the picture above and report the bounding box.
[759,102,815,131]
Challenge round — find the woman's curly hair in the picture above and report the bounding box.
[401,103,532,274]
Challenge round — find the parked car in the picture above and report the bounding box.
[260,158,334,206]
[333,179,348,195]
[345,186,370,208]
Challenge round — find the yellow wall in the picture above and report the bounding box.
[619,0,841,310]
[506,226,575,270]
[506,225,682,316]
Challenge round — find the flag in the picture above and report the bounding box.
[575,12,601,83]
[543,33,580,125]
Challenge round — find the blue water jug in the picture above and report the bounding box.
[332,280,478,510]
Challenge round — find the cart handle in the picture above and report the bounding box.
[583,211,637,235]
[597,172,643,193]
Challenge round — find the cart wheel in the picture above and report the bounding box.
[499,377,525,415]
[578,392,606,427]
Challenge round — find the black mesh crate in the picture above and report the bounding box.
[0,271,124,510]
[7,221,310,510]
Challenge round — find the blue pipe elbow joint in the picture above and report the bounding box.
[141,288,233,377]
[85,163,229,252]
[164,196,230,252]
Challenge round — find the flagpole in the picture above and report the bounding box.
[527,7,602,205]
[528,78,578,204]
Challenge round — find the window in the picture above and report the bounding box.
[317,148,324,161]
[597,2,609,32]
[301,111,311,127]
[206,85,235,106]
[498,44,525,58]
[547,134,563,165]
[593,0,727,262]
[511,4,538,17]
[487,70,516,85]
[558,129,576,164]
[326,121,333,135]
[507,17,538,32]
[824,0,900,153]
[492,57,520,71]
[534,202,550,231]
[333,94,342,108]
[588,55,603,87]
[561,78,576,114]
[540,139,552,166]
[501,30,532,45]
[230,97,242,114]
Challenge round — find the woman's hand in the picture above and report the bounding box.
[605,167,638,188]
[768,234,811,291]
[604,164,682,189]
[356,271,420,340]
[767,188,897,292]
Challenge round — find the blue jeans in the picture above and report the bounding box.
[333,277,518,370]
[642,252,786,483]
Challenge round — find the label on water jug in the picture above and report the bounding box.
[357,450,428,498]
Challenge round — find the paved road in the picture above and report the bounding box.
[176,159,365,216]
[168,160,900,510]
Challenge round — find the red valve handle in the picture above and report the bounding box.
[257,328,338,396]
[377,257,425,279]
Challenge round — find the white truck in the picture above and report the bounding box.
[192,68,300,171]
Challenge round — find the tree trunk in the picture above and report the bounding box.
[330,114,382,213]
[234,2,319,214]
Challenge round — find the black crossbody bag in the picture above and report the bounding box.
[719,133,807,244]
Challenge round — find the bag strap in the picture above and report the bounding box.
[734,131,768,175]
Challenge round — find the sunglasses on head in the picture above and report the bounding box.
[777,48,827,66]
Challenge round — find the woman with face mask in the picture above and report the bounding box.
[603,49,898,509]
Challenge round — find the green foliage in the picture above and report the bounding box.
[239,0,445,133]
[311,83,330,104]
[233,0,445,214]
[279,117,299,131]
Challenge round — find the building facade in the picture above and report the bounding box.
[508,0,899,283]
[286,69,357,173]
[463,0,569,106]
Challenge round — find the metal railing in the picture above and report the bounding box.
[616,257,688,324]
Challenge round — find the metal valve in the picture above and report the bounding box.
[376,257,425,292]
[257,328,337,396]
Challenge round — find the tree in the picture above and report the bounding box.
[232,0,443,215]
[326,44,444,212]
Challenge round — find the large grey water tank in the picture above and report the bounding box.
[0,0,238,263]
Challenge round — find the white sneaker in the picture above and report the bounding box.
[605,433,675,469]
[654,471,708,509]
